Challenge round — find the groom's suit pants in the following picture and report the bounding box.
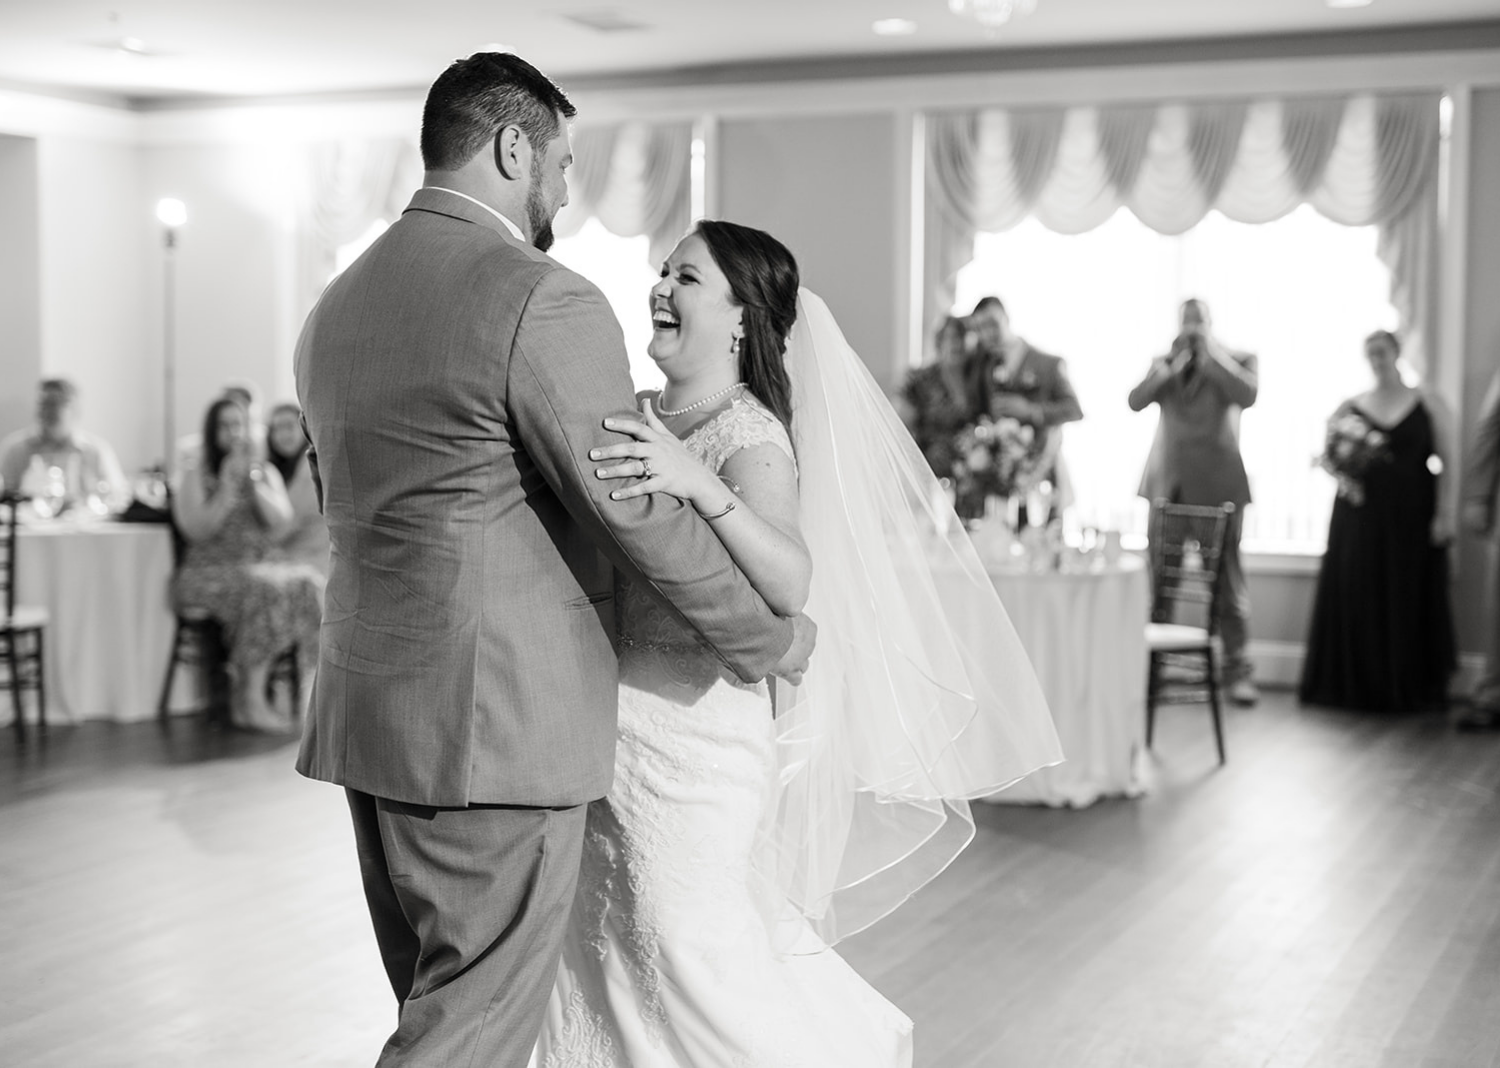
[347,789,588,1068]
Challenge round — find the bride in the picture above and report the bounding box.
[532,221,1061,1067]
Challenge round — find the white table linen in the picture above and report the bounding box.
[981,556,1151,807]
[10,521,176,724]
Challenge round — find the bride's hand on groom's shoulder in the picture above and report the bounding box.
[593,400,719,508]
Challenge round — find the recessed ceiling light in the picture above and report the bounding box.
[873,18,918,36]
[1326,0,1372,8]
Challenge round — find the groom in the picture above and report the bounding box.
[295,52,814,1066]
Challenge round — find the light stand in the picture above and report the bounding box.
[156,198,187,476]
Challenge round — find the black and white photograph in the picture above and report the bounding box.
[2,2,1499,1065]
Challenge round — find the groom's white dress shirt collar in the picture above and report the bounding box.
[427,186,526,243]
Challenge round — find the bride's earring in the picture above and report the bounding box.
[731,334,742,356]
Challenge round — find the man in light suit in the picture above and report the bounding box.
[294,53,813,1066]
[1129,298,1259,706]
[1460,367,1500,730]
[970,296,1083,515]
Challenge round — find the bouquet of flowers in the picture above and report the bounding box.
[1317,408,1391,506]
[950,416,1043,520]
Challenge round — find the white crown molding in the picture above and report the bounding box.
[0,44,1486,145]
[568,48,1500,125]
[0,87,139,142]
[136,96,423,146]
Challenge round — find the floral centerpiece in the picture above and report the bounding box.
[1317,408,1391,506]
[950,416,1043,522]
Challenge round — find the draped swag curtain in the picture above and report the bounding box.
[926,93,1441,372]
[298,137,423,319]
[296,120,691,320]
[552,120,694,268]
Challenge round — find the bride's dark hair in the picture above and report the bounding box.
[694,220,799,430]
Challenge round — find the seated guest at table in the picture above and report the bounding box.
[0,377,131,512]
[266,401,329,573]
[898,314,978,478]
[174,379,268,475]
[172,397,323,732]
[1299,329,1455,713]
[969,296,1083,516]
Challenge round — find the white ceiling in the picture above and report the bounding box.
[0,0,1495,103]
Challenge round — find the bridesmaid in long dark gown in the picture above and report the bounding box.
[1300,330,1456,712]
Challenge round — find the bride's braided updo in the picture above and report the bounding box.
[694,220,799,431]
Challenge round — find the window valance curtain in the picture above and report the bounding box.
[552,120,694,268]
[926,93,1440,371]
[294,124,691,324]
[297,137,422,320]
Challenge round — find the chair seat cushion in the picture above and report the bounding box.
[1146,621,1211,651]
[3,604,50,631]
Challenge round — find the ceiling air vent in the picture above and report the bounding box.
[559,9,651,33]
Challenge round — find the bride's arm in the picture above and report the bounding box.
[695,444,810,616]
[593,405,811,615]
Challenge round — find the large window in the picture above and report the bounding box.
[550,217,665,393]
[953,204,1398,552]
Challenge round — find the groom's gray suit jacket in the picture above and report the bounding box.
[294,188,792,808]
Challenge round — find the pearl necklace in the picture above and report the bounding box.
[657,382,747,417]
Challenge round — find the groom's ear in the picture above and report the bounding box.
[493,125,527,181]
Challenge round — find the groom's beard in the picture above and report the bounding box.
[527,173,555,252]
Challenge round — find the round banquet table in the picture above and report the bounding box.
[982,554,1151,807]
[11,520,178,724]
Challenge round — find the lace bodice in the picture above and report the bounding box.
[615,394,795,659]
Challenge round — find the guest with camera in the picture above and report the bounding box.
[1129,298,1259,706]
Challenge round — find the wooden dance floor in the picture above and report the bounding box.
[2,692,1498,1067]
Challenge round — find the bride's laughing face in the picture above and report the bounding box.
[647,234,743,378]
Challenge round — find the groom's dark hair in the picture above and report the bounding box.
[421,53,576,172]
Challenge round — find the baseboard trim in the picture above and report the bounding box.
[1248,640,1485,699]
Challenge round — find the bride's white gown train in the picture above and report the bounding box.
[533,397,913,1068]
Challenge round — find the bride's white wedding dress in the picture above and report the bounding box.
[534,394,913,1068]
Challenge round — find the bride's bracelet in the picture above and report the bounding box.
[695,475,740,520]
[696,498,736,521]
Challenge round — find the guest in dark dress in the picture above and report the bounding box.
[1300,330,1456,712]
[897,314,977,479]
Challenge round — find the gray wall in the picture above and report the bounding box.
[718,113,899,389]
[0,135,40,446]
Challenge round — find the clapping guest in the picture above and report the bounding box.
[898,314,977,478]
[174,379,267,475]
[266,402,330,573]
[172,397,324,731]
[0,378,130,511]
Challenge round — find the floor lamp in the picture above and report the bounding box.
[156,198,187,475]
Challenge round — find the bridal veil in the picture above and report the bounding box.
[755,289,1063,950]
